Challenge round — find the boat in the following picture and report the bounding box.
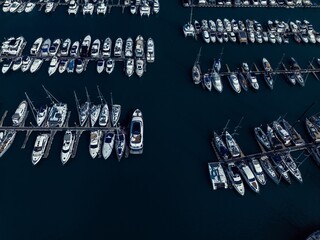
[114,37,123,57]
[99,104,109,127]
[58,59,68,73]
[48,56,59,76]
[237,161,260,193]
[130,5,137,14]
[102,38,112,57]
[70,41,80,57]
[106,58,115,74]
[67,59,75,73]
[115,129,126,161]
[208,163,228,190]
[153,0,159,13]
[126,58,134,77]
[146,38,155,63]
[202,30,210,44]
[140,0,150,17]
[16,2,25,13]
[273,121,291,146]
[262,58,272,72]
[82,2,94,15]
[0,130,16,158]
[242,62,249,72]
[266,124,283,149]
[306,117,320,142]
[68,0,79,14]
[111,104,121,127]
[40,38,51,57]
[125,38,133,58]
[96,1,107,14]
[96,60,105,74]
[264,72,274,90]
[12,57,22,71]
[30,37,43,56]
[259,156,280,184]
[225,131,241,158]
[212,131,229,160]
[202,73,212,91]
[2,0,12,12]
[211,71,223,93]
[60,38,71,57]
[11,100,28,126]
[31,133,49,165]
[77,97,90,127]
[90,104,101,127]
[135,35,144,58]
[281,119,305,146]
[136,59,144,77]
[270,154,291,184]
[9,1,20,13]
[49,39,61,56]
[102,130,115,159]
[80,35,91,57]
[129,109,144,154]
[226,163,245,196]
[36,105,49,126]
[1,59,12,74]
[306,230,320,240]
[89,130,102,159]
[30,58,44,73]
[75,58,84,74]
[90,39,101,58]
[254,127,271,151]
[237,71,249,91]
[246,72,259,90]
[295,72,305,87]
[46,103,68,128]
[45,1,54,13]
[60,130,75,165]
[228,73,241,93]
[283,153,303,183]
[21,56,33,72]
[248,158,267,185]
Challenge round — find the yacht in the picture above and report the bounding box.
[130,5,137,14]
[45,1,54,13]
[249,158,267,185]
[2,0,12,12]
[262,58,272,72]
[89,130,102,159]
[68,0,79,14]
[254,127,271,150]
[40,38,51,57]
[46,103,68,127]
[67,59,75,73]
[238,71,249,91]
[78,99,90,127]
[270,154,291,184]
[61,130,75,165]
[135,35,144,58]
[99,104,109,127]
[30,58,44,73]
[105,58,115,74]
[283,154,303,183]
[90,104,101,127]
[125,38,133,58]
[211,71,223,93]
[281,119,305,146]
[36,105,49,126]
[272,121,291,146]
[212,131,229,160]
[192,63,201,85]
[135,59,144,77]
[58,59,68,73]
[228,73,241,93]
[237,161,260,193]
[226,162,245,196]
[90,39,101,58]
[126,58,134,77]
[146,38,155,63]
[0,130,16,158]
[305,117,320,142]
[1,59,12,74]
[264,72,274,90]
[21,56,33,72]
[80,35,91,57]
[129,109,144,154]
[225,131,241,158]
[153,0,160,13]
[266,124,283,149]
[115,129,126,161]
[32,134,49,165]
[48,39,61,56]
[9,1,20,13]
[48,56,59,76]
[70,41,80,57]
[102,130,115,159]
[208,163,228,190]
[295,72,305,87]
[114,38,123,57]
[202,73,212,91]
[75,58,84,74]
[96,60,105,74]
[11,100,28,126]
[96,1,107,14]
[102,38,112,57]
[1,36,26,56]
[12,57,22,71]
[82,2,94,15]
[111,104,121,127]
[183,22,195,38]
[202,30,210,44]
[140,0,150,17]
[30,37,44,56]
[259,156,280,184]
[60,38,71,56]
[246,72,259,90]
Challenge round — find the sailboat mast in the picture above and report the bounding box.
[24,92,37,122]
[96,85,106,105]
[85,87,90,103]
[42,85,59,104]
[74,91,81,124]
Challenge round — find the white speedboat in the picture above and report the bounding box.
[135,35,144,58]
[25,2,35,12]
[60,38,71,56]
[102,38,112,57]
[90,39,100,58]
[111,104,121,127]
[11,100,28,126]
[36,105,49,126]
[126,58,134,77]
[30,58,44,73]
[75,58,84,74]
[90,104,101,127]
[0,130,16,158]
[96,60,105,73]
[228,73,241,93]
[45,1,54,13]
[46,102,68,127]
[32,134,49,165]
[135,59,144,77]
[129,109,144,154]
[70,41,80,57]
[89,130,102,159]
[40,38,51,57]
[12,57,22,71]
[49,38,61,56]
[96,1,107,14]
[146,38,155,63]
[124,37,133,57]
[2,59,12,74]
[2,0,12,12]
[21,56,33,72]
[58,59,68,73]
[249,158,267,185]
[102,130,115,159]
[114,37,123,57]
[105,58,114,74]
[226,163,245,196]
[237,161,260,193]
[140,1,150,17]
[68,0,79,14]
[9,1,20,13]
[130,5,136,14]
[30,38,44,56]
[82,2,94,15]
[115,129,126,161]
[48,56,59,76]
[61,130,75,165]
[153,0,159,13]
[98,103,109,127]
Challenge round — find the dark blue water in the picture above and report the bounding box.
[0,1,320,239]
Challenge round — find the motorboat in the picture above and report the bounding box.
[45,1,54,13]
[80,35,91,57]
[115,129,126,161]
[202,30,210,44]
[125,38,133,58]
[1,59,12,74]
[102,130,115,159]
[295,72,305,87]
[2,0,12,12]
[102,38,112,57]
[82,2,94,15]
[238,71,249,91]
[259,156,280,184]
[211,71,223,93]
[105,58,115,74]
[68,0,79,14]
[270,154,291,184]
[153,0,159,13]
[208,163,228,190]
[67,59,75,73]
[89,130,102,159]
[90,39,101,58]
[11,100,28,126]
[70,41,80,57]
[48,56,59,76]
[23,2,34,12]
[111,104,121,127]
[30,37,43,56]
[58,59,68,73]
[21,56,33,72]
[130,5,137,14]
[60,38,71,56]
[75,58,84,74]
[98,104,109,127]
[129,109,144,154]
[281,119,305,146]
[135,59,144,77]
[61,130,75,165]
[78,99,90,127]
[135,35,144,58]
[140,0,150,17]
[90,104,101,127]
[192,63,201,85]
[114,37,123,57]
[266,124,283,149]
[146,38,155,63]
[36,105,49,126]
[12,57,22,71]
[226,163,245,196]
[264,72,274,90]
[237,161,260,193]
[46,103,68,127]
[249,158,267,185]
[97,1,107,14]
[96,60,105,74]
[32,133,49,165]
[9,1,20,13]
[272,121,291,146]
[40,38,51,57]
[49,39,61,56]
[246,72,259,90]
[1,36,26,56]
[202,73,212,91]
[212,131,229,160]
[262,58,272,72]
[306,117,320,142]
[30,58,44,73]
[254,127,271,150]
[228,73,241,93]
[0,130,16,158]
[126,58,134,77]
[225,131,241,158]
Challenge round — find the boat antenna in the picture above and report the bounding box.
[24,92,37,123]
[221,119,230,136]
[273,53,285,83]
[85,87,90,103]
[97,85,106,104]
[233,116,244,135]
[42,85,59,104]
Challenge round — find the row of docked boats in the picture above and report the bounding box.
[184,0,313,7]
[183,19,320,45]
[192,56,308,93]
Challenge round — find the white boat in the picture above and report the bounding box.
[237,161,260,193]
[21,56,33,72]
[102,38,112,57]
[249,158,267,185]
[135,59,144,77]
[82,2,94,15]
[70,41,80,57]
[124,37,133,57]
[40,38,51,57]
[2,0,12,12]
[75,58,84,74]
[115,129,126,161]
[48,56,59,76]
[228,73,241,93]
[46,103,68,127]
[30,37,43,56]
[68,0,79,14]
[153,0,159,13]
[32,134,49,165]
[12,57,22,71]
[61,130,75,165]
[98,103,109,127]
[140,1,150,17]
[11,100,28,126]
[102,130,115,159]
[90,104,101,127]
[36,105,49,126]
[135,35,144,58]
[226,163,245,196]
[16,1,26,12]
[1,59,12,74]
[208,162,228,190]
[58,59,68,73]
[225,131,241,158]
[130,5,136,14]
[9,1,20,13]
[126,58,134,77]
[1,36,26,56]
[96,59,105,73]
[49,39,61,56]
[45,1,54,13]
[30,58,44,73]
[78,100,90,127]
[90,39,101,58]
[129,109,143,154]
[89,130,102,159]
[146,38,155,63]
[111,104,121,127]
[24,2,36,12]
[105,58,114,74]
[114,38,123,57]
[0,130,16,158]
[96,1,107,14]
[60,38,71,56]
